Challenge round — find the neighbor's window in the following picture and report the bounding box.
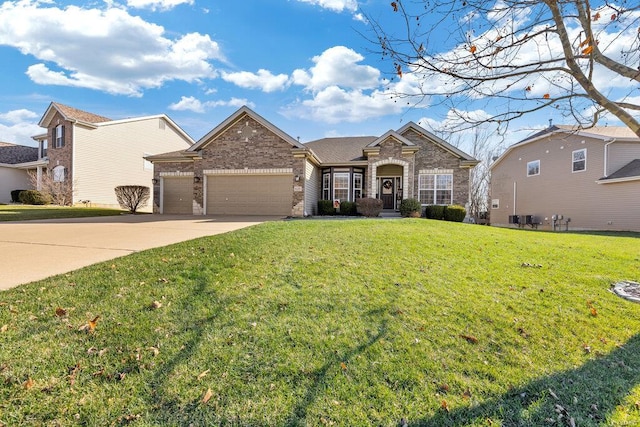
[39,139,48,159]
[333,172,350,201]
[353,173,363,199]
[53,165,65,182]
[527,160,540,176]
[491,199,499,209]
[418,174,453,205]
[322,173,330,200]
[572,149,586,172]
[55,125,64,148]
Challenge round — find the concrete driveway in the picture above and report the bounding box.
[0,214,273,291]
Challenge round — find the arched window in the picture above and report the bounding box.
[53,165,66,182]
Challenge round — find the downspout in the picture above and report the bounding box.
[513,181,517,216]
[603,138,616,178]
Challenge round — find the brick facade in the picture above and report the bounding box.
[45,111,74,204]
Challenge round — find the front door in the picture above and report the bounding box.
[380,177,395,209]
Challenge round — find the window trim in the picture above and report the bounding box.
[353,172,363,200]
[418,173,453,205]
[572,148,586,173]
[55,125,64,148]
[332,172,350,202]
[527,160,540,177]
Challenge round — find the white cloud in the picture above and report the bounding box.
[221,69,290,93]
[292,46,380,92]
[127,0,193,11]
[168,96,253,113]
[296,0,358,13]
[0,108,43,146]
[0,1,223,96]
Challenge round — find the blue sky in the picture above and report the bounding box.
[0,0,636,152]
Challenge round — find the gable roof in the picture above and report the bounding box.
[39,102,112,127]
[188,106,305,152]
[598,159,640,184]
[490,125,640,170]
[0,142,38,164]
[397,122,479,162]
[304,136,376,163]
[366,130,416,148]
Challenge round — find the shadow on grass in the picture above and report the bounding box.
[407,334,640,426]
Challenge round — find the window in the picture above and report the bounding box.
[572,149,586,172]
[55,125,64,148]
[491,199,499,209]
[353,173,363,199]
[39,139,48,159]
[52,165,65,182]
[333,172,349,201]
[418,174,453,205]
[322,173,330,200]
[527,160,540,176]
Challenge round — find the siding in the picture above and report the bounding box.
[74,118,191,211]
[608,142,640,175]
[304,159,319,216]
[490,134,640,231]
[0,167,32,203]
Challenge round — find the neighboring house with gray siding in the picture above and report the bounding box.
[147,106,478,217]
[489,125,640,231]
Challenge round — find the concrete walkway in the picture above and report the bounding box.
[0,214,273,290]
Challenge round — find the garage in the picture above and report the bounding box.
[206,174,292,215]
[162,177,193,214]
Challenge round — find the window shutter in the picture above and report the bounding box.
[51,128,56,148]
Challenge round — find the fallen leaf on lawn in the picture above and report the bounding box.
[197,369,210,380]
[89,315,100,332]
[149,346,160,356]
[202,388,213,404]
[69,364,80,387]
[55,307,67,317]
[0,324,7,333]
[438,383,450,393]
[29,315,38,321]
[441,399,450,412]
[23,377,34,390]
[583,343,591,354]
[460,334,479,344]
[340,362,347,371]
[548,388,559,400]
[463,388,472,399]
[161,258,169,263]
[590,306,598,316]
[150,301,162,310]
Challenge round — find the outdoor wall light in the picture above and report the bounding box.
[151,178,159,184]
[194,176,201,183]
[295,175,300,182]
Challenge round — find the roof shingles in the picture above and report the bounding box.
[52,102,112,124]
[0,142,38,164]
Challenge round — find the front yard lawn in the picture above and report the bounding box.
[0,205,125,221]
[1,219,640,426]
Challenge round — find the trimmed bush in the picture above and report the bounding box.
[356,197,383,217]
[18,190,52,205]
[339,201,358,216]
[444,205,467,222]
[317,200,335,216]
[115,185,150,214]
[424,204,445,220]
[399,198,422,217]
[11,189,28,203]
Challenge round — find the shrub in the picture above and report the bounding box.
[11,189,28,203]
[444,205,467,222]
[317,200,335,216]
[115,185,150,214]
[339,201,358,216]
[399,198,422,217]
[18,190,52,205]
[424,205,445,220]
[356,197,383,217]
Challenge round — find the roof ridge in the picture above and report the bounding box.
[52,102,112,123]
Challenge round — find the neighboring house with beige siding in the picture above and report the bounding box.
[0,142,42,203]
[147,106,478,217]
[28,102,194,210]
[489,125,640,231]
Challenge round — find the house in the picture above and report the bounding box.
[147,106,478,216]
[0,142,41,203]
[22,102,195,210]
[489,125,640,231]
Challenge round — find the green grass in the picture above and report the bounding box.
[1,219,640,426]
[0,205,125,221]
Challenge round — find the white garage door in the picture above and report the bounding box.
[162,177,192,214]
[206,174,292,215]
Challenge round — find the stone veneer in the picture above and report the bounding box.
[153,114,306,216]
[402,129,471,206]
[45,110,74,204]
